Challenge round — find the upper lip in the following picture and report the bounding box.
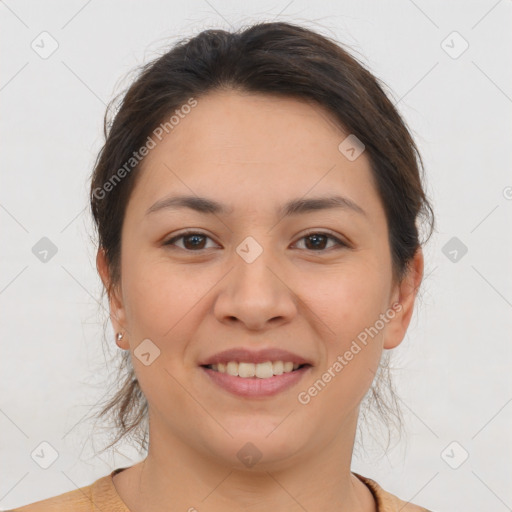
[198,348,313,366]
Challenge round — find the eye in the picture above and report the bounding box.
[163,230,348,252]
[293,231,349,251]
[163,231,217,251]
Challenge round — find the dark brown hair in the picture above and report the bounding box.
[87,21,435,458]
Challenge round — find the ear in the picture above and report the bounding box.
[96,247,129,349]
[382,247,424,350]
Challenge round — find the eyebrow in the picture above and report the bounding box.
[145,194,366,218]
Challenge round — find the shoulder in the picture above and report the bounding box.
[6,473,122,512]
[353,472,433,512]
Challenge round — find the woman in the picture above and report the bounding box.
[12,21,435,512]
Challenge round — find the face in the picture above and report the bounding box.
[97,90,422,470]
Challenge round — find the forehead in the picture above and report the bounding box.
[126,90,384,223]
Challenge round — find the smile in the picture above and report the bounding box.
[201,363,312,397]
[204,360,308,378]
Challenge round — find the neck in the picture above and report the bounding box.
[115,409,376,512]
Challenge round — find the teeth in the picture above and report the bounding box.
[273,361,284,375]
[239,362,256,378]
[208,361,303,378]
[226,361,238,376]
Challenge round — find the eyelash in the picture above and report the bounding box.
[163,230,349,253]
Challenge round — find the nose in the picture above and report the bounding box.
[213,247,298,331]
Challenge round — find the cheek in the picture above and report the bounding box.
[302,260,390,341]
[119,256,204,417]
[121,252,218,368]
[296,263,389,403]
[122,245,192,322]
[297,277,386,427]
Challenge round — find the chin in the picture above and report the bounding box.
[202,427,308,470]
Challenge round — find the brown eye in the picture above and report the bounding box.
[294,232,348,252]
[163,232,215,251]
[163,230,348,253]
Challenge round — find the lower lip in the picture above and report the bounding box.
[201,366,311,398]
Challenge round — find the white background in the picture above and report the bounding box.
[1,1,511,511]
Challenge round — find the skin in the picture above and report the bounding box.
[97,90,424,512]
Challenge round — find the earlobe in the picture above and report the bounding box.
[382,248,424,350]
[96,247,128,348]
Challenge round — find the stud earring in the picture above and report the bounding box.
[116,332,124,347]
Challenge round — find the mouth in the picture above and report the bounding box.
[200,361,313,398]
[201,361,312,378]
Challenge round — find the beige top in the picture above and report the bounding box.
[8,467,433,511]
